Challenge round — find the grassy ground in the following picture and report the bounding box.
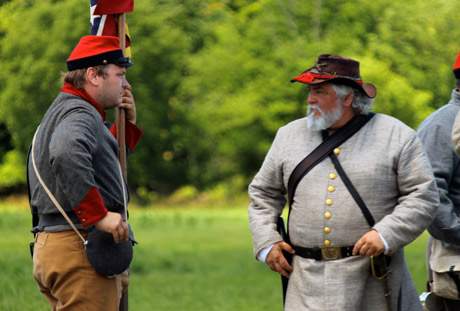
[0,196,428,310]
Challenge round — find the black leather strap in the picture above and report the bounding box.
[327,141,376,227]
[279,113,374,306]
[287,113,375,208]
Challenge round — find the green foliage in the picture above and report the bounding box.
[0,0,458,194]
[0,0,87,151]
[0,150,26,188]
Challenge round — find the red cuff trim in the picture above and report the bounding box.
[125,121,143,150]
[74,187,108,227]
[110,123,117,138]
[110,121,143,151]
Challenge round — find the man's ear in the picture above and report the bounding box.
[86,67,100,87]
[343,93,354,107]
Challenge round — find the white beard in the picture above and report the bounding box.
[306,101,344,131]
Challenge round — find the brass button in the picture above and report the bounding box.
[82,218,87,223]
[328,186,335,192]
[329,173,336,179]
[325,212,331,219]
[324,227,331,234]
[77,210,82,215]
[324,240,331,246]
[326,199,333,205]
[334,148,341,155]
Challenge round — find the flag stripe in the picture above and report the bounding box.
[93,0,133,15]
[90,0,132,57]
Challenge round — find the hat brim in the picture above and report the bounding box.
[291,76,377,99]
[67,50,133,71]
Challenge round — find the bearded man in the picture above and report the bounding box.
[248,54,439,310]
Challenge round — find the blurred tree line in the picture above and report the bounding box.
[0,0,458,200]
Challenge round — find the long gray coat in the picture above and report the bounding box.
[419,89,460,245]
[248,113,439,311]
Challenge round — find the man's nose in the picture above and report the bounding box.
[122,78,131,89]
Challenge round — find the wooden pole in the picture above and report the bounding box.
[117,13,129,311]
[117,13,128,181]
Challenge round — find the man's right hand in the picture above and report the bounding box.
[95,212,129,243]
[266,241,295,278]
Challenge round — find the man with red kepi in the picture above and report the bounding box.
[248,54,438,310]
[27,35,142,311]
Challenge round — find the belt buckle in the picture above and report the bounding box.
[321,247,342,261]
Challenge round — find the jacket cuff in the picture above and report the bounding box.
[110,121,143,151]
[74,186,108,227]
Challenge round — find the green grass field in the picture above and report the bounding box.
[0,196,429,311]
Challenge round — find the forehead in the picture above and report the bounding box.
[106,64,127,74]
[308,83,334,92]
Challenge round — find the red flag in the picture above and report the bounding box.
[90,0,132,56]
[94,0,133,15]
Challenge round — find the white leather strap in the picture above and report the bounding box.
[31,126,128,244]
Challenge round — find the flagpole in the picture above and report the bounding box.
[117,12,128,181]
[117,13,129,311]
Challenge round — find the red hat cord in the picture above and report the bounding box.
[293,72,364,85]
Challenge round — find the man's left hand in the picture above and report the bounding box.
[352,229,385,257]
[118,87,136,124]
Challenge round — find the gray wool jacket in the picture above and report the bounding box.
[418,89,460,246]
[28,91,142,232]
[249,113,438,310]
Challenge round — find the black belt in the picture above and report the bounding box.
[38,212,81,227]
[294,245,355,261]
[38,210,125,228]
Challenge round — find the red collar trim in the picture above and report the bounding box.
[61,83,106,121]
[293,72,363,85]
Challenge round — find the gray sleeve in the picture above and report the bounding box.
[374,133,439,253]
[248,128,287,258]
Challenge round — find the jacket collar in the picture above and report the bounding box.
[61,83,106,121]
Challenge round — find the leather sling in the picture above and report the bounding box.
[279,112,375,305]
[324,130,394,311]
[323,130,375,227]
[284,112,375,238]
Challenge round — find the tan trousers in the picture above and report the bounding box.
[33,230,129,311]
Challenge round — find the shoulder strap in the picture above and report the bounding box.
[287,112,375,207]
[30,126,129,242]
[30,127,87,244]
[328,143,375,227]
